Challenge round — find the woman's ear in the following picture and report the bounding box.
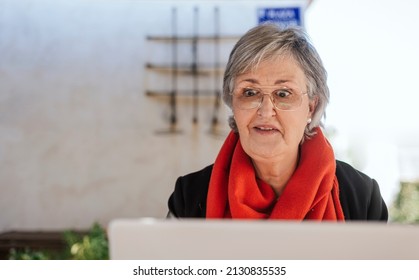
[308,95,319,116]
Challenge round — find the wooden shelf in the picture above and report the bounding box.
[146,63,224,74]
[146,35,240,41]
[146,90,220,97]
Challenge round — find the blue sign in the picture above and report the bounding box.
[258,7,302,28]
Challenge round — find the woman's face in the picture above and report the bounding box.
[232,54,316,162]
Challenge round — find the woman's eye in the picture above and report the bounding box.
[243,89,258,97]
[275,89,291,98]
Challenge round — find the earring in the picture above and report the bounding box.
[307,118,312,124]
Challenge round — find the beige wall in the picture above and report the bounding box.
[1,0,275,230]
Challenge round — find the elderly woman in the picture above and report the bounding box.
[168,24,388,220]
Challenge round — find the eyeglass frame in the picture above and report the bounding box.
[230,85,309,111]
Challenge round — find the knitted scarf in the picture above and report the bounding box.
[206,128,345,220]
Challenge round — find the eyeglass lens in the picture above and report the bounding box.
[233,86,304,111]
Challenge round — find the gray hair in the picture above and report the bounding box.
[223,23,329,139]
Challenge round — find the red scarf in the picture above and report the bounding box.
[206,128,345,220]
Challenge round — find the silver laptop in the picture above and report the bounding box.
[108,218,419,260]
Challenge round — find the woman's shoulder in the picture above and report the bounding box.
[335,160,388,221]
[336,160,374,188]
[180,164,214,183]
[167,165,213,218]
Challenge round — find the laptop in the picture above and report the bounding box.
[108,218,419,260]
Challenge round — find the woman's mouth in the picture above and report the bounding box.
[254,126,279,133]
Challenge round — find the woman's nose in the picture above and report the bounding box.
[258,94,276,116]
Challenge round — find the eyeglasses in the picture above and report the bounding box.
[231,86,308,111]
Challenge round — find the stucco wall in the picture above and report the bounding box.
[0,0,269,230]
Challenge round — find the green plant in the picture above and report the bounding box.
[8,248,49,260]
[7,222,109,260]
[390,181,419,224]
[63,222,109,260]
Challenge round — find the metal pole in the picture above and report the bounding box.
[192,6,199,124]
[170,7,178,130]
[211,6,221,130]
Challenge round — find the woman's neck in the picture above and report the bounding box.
[252,150,299,197]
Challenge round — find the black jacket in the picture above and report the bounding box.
[168,160,388,221]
